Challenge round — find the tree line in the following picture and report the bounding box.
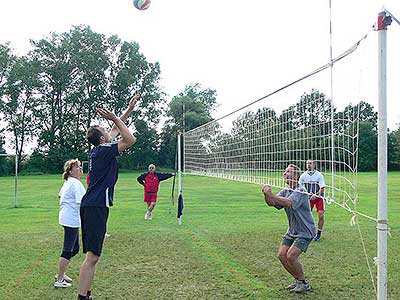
[0,26,399,175]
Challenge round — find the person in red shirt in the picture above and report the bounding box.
[137,164,175,220]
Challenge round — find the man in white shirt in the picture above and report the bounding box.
[299,160,325,241]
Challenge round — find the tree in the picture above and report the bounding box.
[29,26,109,171]
[340,101,378,171]
[119,119,159,170]
[0,135,10,175]
[159,83,218,168]
[22,25,164,172]
[389,125,400,170]
[0,55,40,166]
[358,121,377,171]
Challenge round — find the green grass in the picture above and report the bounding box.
[0,172,399,300]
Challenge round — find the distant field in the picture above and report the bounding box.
[0,172,399,300]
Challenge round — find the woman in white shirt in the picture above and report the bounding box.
[55,159,86,288]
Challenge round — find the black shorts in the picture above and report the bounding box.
[80,206,109,257]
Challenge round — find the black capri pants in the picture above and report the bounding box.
[61,226,80,260]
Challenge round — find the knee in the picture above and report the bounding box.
[286,252,299,264]
[277,252,287,263]
[318,212,325,220]
[86,253,100,265]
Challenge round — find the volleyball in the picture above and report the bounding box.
[133,0,151,10]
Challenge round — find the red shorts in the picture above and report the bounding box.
[310,196,325,212]
[144,193,158,203]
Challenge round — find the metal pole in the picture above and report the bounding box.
[14,154,18,208]
[182,103,185,173]
[376,11,390,300]
[177,131,182,225]
[329,0,335,200]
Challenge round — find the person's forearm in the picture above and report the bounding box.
[264,194,276,206]
[110,107,134,139]
[270,194,292,207]
[119,106,133,123]
[113,117,135,145]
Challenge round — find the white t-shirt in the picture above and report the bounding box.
[59,177,86,228]
[299,170,325,195]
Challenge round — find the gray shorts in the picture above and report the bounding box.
[281,235,312,253]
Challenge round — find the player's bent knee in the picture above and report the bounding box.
[277,252,287,262]
[286,253,300,264]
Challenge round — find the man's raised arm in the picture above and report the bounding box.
[109,94,140,140]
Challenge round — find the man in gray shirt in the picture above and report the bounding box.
[262,164,316,293]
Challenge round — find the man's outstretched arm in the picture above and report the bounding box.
[109,94,140,140]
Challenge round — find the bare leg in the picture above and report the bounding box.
[277,245,298,278]
[277,245,306,280]
[57,257,69,281]
[79,252,99,296]
[286,246,305,280]
[148,202,156,212]
[317,211,325,231]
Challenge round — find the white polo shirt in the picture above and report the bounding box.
[299,170,325,195]
[59,177,86,228]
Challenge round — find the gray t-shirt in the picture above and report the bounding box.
[275,184,316,239]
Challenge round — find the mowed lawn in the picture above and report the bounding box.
[0,172,399,300]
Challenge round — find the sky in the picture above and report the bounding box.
[1,0,400,151]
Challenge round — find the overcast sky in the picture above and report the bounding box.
[1,0,400,142]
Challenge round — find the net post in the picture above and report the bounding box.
[375,10,391,300]
[329,0,335,200]
[14,154,18,208]
[177,130,183,225]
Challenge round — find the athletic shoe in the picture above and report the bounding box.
[54,279,72,288]
[105,232,110,238]
[314,235,321,241]
[148,212,153,220]
[54,273,72,283]
[286,279,299,290]
[144,213,148,220]
[290,280,311,293]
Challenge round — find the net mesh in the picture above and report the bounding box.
[185,89,359,209]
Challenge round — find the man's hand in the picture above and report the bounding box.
[262,184,272,196]
[128,94,140,111]
[96,107,117,121]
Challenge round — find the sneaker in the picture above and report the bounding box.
[148,212,152,220]
[54,273,72,283]
[54,279,72,288]
[314,235,321,241]
[286,279,299,290]
[144,213,148,220]
[290,280,311,293]
[105,232,110,238]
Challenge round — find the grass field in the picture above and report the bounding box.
[0,172,399,300]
